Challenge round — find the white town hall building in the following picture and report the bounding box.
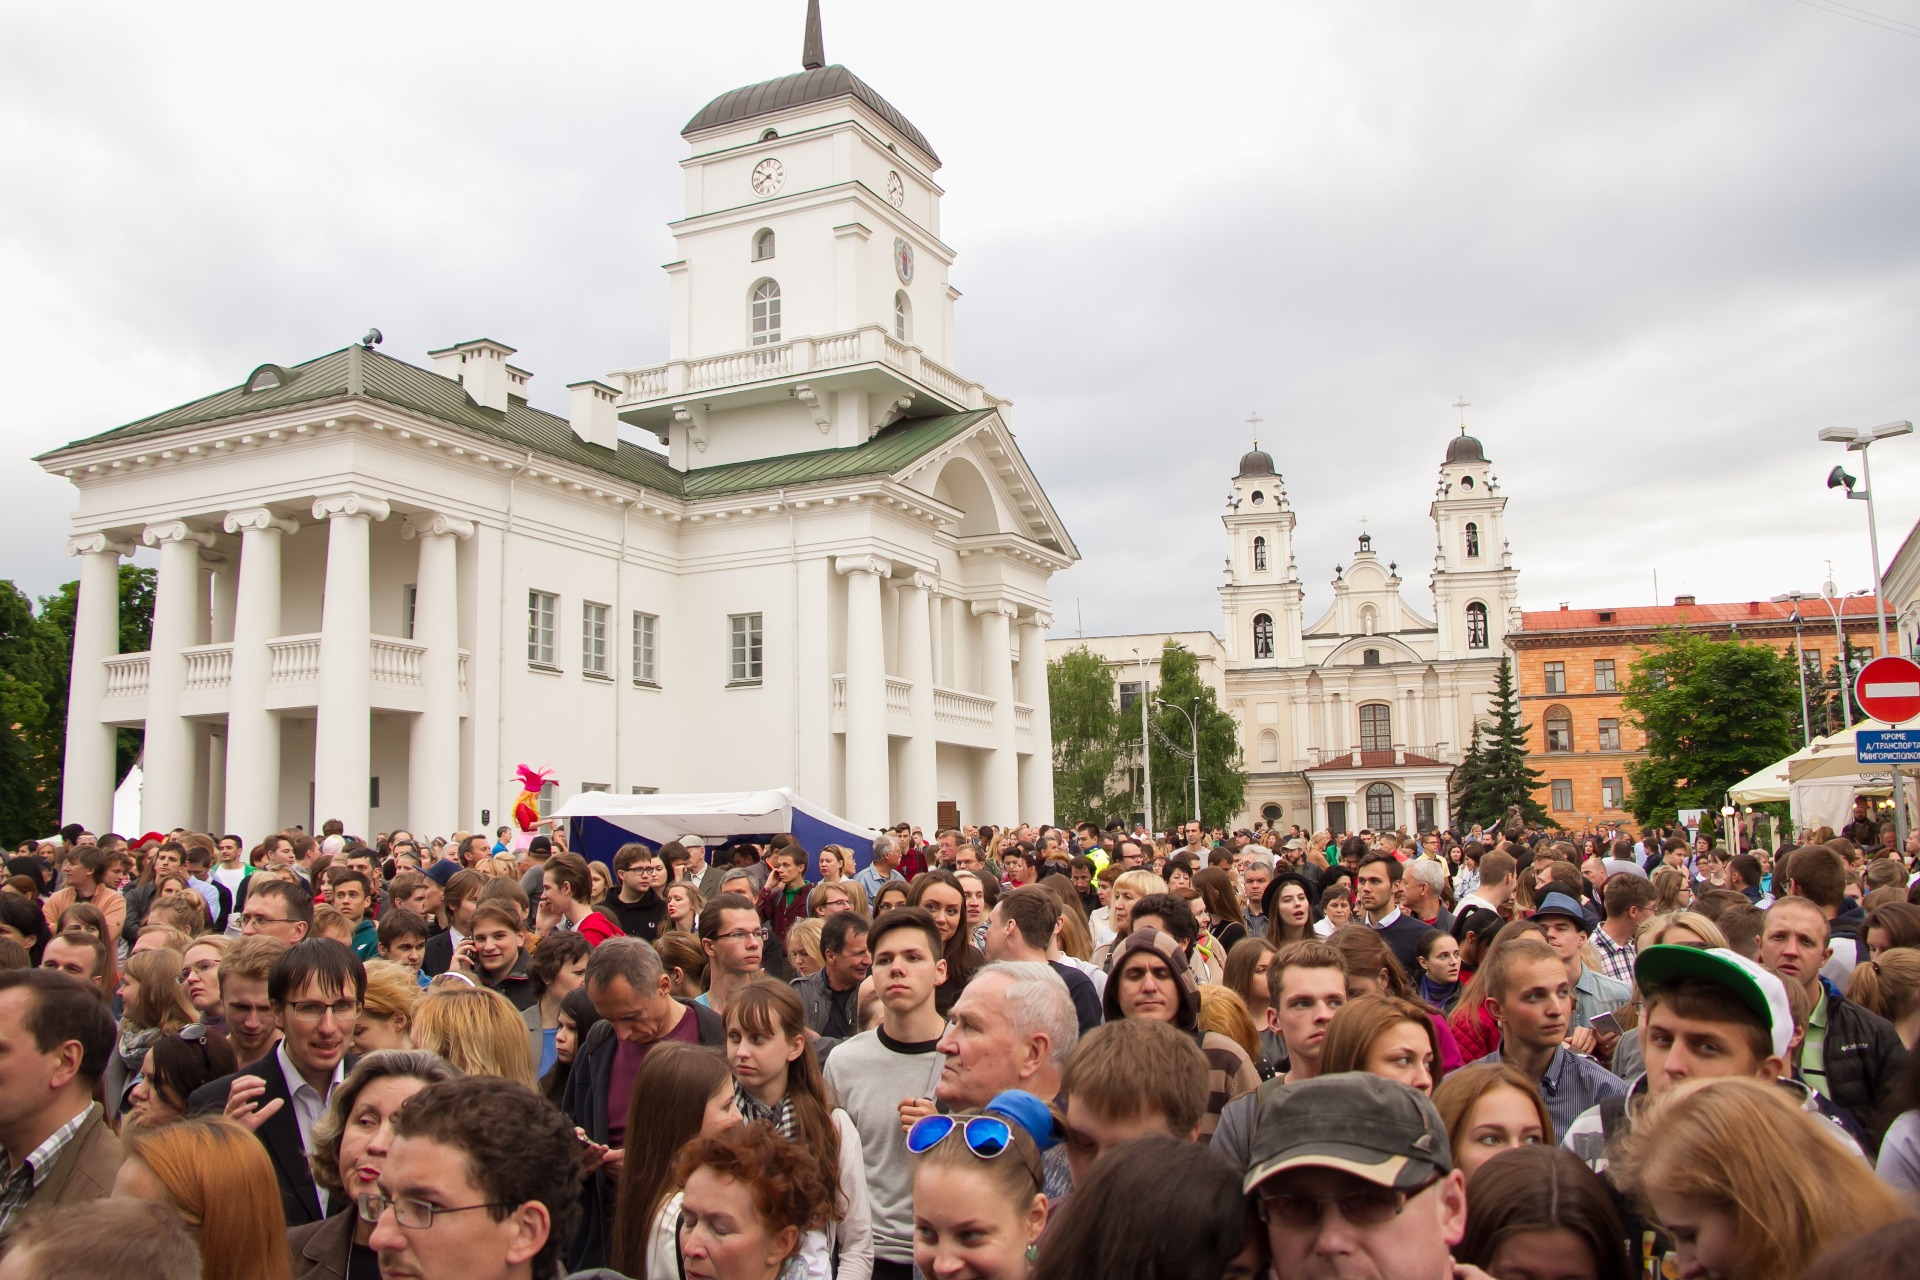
[41,17,1074,842]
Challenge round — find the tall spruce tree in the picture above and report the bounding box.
[1449,656,1549,829]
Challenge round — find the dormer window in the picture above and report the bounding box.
[1465,522,1480,558]
[761,129,779,141]
[752,229,776,261]
[1253,537,1267,571]
[894,290,912,342]
[750,279,782,346]
[243,363,291,393]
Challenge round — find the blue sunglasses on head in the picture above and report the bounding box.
[907,1114,1016,1159]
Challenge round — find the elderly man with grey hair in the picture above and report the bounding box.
[932,959,1078,1198]
[562,937,726,1267]
[852,831,905,904]
[1401,856,1454,934]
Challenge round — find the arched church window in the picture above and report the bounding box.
[1465,602,1489,649]
[1360,702,1391,752]
[1366,783,1395,831]
[1253,537,1267,571]
[1258,730,1278,763]
[752,229,776,261]
[1253,614,1274,660]
[750,279,782,346]
[1360,604,1377,635]
[761,129,779,141]
[1261,803,1283,823]
[1545,705,1573,752]
[894,290,912,342]
[1465,522,1480,558]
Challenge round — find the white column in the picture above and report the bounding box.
[142,521,216,830]
[222,508,297,845]
[312,493,390,838]
[405,513,474,838]
[837,555,891,828]
[194,557,214,646]
[61,534,130,831]
[896,573,937,830]
[209,558,237,644]
[974,600,1019,824]
[205,729,227,834]
[1017,612,1055,825]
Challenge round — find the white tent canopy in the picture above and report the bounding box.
[1731,719,1918,833]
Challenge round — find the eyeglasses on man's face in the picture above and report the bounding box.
[358,1193,508,1230]
[1255,1176,1435,1230]
[285,999,362,1024]
[712,927,769,943]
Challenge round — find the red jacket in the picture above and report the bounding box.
[575,909,624,947]
[757,878,812,942]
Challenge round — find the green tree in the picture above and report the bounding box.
[1621,628,1800,828]
[1146,640,1247,830]
[0,580,72,839]
[1047,646,1130,825]
[1450,656,1550,830]
[41,564,155,787]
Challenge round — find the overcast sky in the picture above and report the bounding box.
[6,1,1919,640]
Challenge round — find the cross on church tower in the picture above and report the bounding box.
[1453,397,1471,431]
[1247,411,1263,448]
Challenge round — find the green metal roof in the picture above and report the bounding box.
[43,346,994,502]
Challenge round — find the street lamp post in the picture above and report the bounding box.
[1822,419,1913,850]
[1157,697,1202,826]
[1770,592,1814,748]
[1132,648,1153,834]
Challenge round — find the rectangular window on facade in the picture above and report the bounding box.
[582,602,610,678]
[528,591,557,667]
[1594,658,1615,692]
[538,780,557,814]
[1359,703,1392,752]
[631,786,659,795]
[1414,796,1436,832]
[1119,681,1141,714]
[580,782,610,793]
[1543,662,1566,694]
[403,584,417,641]
[730,613,764,684]
[1598,718,1621,751]
[1601,777,1625,809]
[1803,649,1821,677]
[633,611,659,685]
[1550,779,1574,811]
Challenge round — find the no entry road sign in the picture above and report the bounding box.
[1855,655,1920,725]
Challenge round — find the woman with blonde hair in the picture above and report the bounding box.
[114,1115,294,1280]
[111,947,197,1116]
[816,844,851,885]
[1850,945,1920,1048]
[485,853,519,881]
[410,983,538,1087]
[1636,910,1727,951]
[1197,984,1262,1066]
[1091,869,1167,969]
[785,916,825,978]
[1318,992,1445,1095]
[353,959,421,1054]
[1613,1077,1911,1280]
[1650,865,1691,915]
[664,881,706,934]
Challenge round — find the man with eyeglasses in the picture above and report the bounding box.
[604,844,668,943]
[237,878,313,944]
[366,1075,582,1280]
[694,892,764,1017]
[1244,1073,1477,1280]
[188,938,364,1227]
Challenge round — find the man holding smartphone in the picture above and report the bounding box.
[1531,892,1631,1061]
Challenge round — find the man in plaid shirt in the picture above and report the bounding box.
[1591,871,1658,985]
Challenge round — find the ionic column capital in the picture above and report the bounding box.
[902,571,939,593]
[312,492,392,522]
[402,512,477,541]
[970,599,1019,619]
[834,555,892,579]
[66,532,134,558]
[224,507,300,536]
[1022,612,1054,632]
[142,521,216,549]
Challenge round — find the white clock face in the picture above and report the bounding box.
[894,237,914,284]
[886,169,905,208]
[750,158,785,196]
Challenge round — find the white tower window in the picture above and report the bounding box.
[749,279,782,346]
[1466,602,1489,649]
[1253,536,1267,571]
[752,228,776,261]
[894,290,912,342]
[1465,522,1480,558]
[1253,613,1274,659]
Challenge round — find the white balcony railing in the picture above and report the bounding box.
[268,634,322,683]
[885,679,912,718]
[609,324,993,413]
[182,643,233,691]
[1014,703,1034,738]
[103,654,149,698]
[934,687,995,729]
[370,637,425,686]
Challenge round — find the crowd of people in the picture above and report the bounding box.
[3,807,1920,1279]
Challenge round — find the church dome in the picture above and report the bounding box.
[1237,445,1276,478]
[682,65,939,163]
[1445,431,1486,464]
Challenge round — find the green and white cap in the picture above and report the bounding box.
[1634,944,1792,1059]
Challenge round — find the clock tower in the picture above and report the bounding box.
[614,0,977,468]
[1220,442,1305,666]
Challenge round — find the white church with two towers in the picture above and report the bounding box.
[42,8,1074,841]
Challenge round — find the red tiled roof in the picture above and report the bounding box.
[1518,597,1887,633]
[1307,750,1448,771]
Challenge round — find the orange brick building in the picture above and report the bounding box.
[1506,595,1891,829]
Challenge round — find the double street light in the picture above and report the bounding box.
[1156,697,1202,827]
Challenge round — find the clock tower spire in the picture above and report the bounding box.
[802,0,825,70]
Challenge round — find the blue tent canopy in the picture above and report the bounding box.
[549,788,878,877]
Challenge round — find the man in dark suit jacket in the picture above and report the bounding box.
[188,938,365,1229]
[420,869,485,977]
